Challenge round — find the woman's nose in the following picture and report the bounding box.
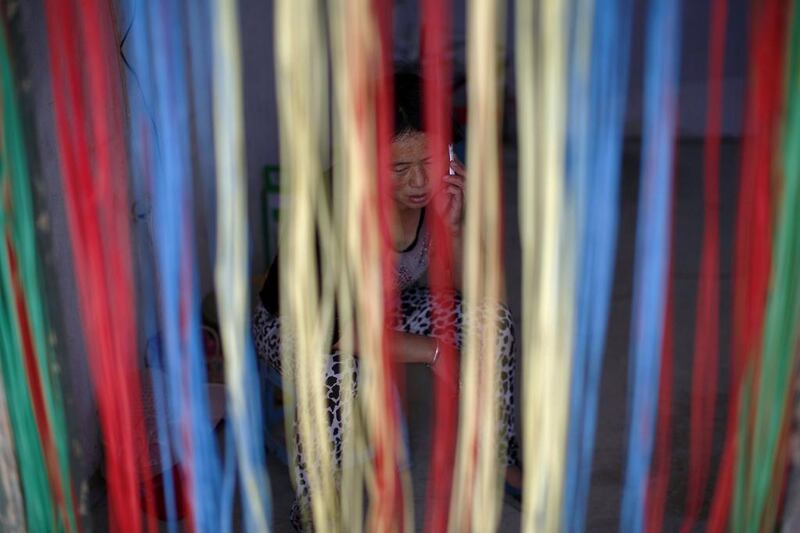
[409,164,428,188]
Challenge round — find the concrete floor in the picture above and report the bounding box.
[581,139,738,532]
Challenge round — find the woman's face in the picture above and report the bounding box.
[391,131,433,210]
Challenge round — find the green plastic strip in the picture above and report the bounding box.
[0,20,78,533]
[737,1,800,530]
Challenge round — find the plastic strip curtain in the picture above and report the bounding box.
[0,380,23,532]
[734,0,800,529]
[370,0,415,527]
[276,0,412,529]
[121,0,226,530]
[211,0,272,530]
[330,0,411,529]
[448,0,509,530]
[118,6,170,525]
[562,5,596,528]
[329,16,366,527]
[275,0,340,528]
[41,0,159,530]
[214,0,271,531]
[0,20,78,532]
[707,1,788,529]
[679,0,728,531]
[619,1,682,532]
[561,0,634,530]
[121,3,179,528]
[779,8,800,532]
[516,0,576,530]
[727,1,790,528]
[419,0,460,531]
[16,1,800,531]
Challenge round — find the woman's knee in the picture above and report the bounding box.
[492,301,516,357]
[470,300,515,339]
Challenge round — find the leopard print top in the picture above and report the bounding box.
[394,209,430,289]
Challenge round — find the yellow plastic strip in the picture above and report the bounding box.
[517,0,574,530]
[274,0,341,528]
[329,0,413,529]
[449,0,506,530]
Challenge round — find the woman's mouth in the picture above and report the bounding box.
[406,193,428,204]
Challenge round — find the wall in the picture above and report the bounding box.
[14,0,101,487]
[240,0,281,277]
[626,0,749,137]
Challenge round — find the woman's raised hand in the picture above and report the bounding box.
[441,156,465,232]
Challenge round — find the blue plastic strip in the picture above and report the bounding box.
[123,0,224,530]
[120,2,178,529]
[619,0,682,531]
[562,0,635,531]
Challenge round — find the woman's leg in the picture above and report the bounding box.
[252,302,283,373]
[252,303,357,530]
[394,285,521,467]
[252,287,522,528]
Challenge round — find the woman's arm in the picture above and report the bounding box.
[335,330,442,366]
[390,331,439,365]
[440,158,507,301]
[450,229,463,291]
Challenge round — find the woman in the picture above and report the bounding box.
[253,72,521,529]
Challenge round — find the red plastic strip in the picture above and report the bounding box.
[379,0,408,528]
[41,0,156,530]
[680,1,728,530]
[706,1,787,530]
[5,235,74,531]
[420,2,459,531]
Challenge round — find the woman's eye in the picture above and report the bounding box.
[393,165,410,174]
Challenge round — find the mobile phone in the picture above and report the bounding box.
[448,144,455,175]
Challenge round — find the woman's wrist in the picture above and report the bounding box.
[428,338,441,368]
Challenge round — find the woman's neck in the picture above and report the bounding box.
[393,206,423,251]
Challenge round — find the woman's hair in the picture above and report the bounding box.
[392,69,463,141]
[393,71,425,137]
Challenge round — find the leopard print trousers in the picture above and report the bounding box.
[252,284,520,530]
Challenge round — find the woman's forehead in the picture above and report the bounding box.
[391,131,428,162]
